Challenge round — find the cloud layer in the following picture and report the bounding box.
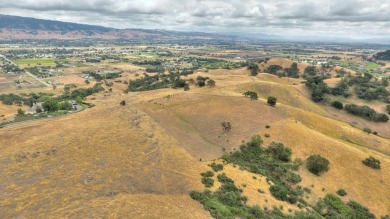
[0,0,389,38]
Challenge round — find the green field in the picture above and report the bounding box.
[362,62,380,71]
[138,52,158,58]
[13,58,68,66]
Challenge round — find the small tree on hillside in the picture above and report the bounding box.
[207,79,216,87]
[331,100,343,109]
[248,62,259,76]
[362,156,381,169]
[17,108,25,116]
[243,91,258,100]
[221,121,232,132]
[306,155,329,176]
[120,100,126,106]
[267,96,277,106]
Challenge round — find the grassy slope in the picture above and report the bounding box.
[1,62,390,217]
[138,71,390,216]
[0,93,211,218]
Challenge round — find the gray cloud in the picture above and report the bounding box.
[0,0,389,38]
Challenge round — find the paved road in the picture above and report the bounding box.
[0,54,50,87]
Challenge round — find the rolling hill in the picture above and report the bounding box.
[374,50,390,61]
[1,62,390,217]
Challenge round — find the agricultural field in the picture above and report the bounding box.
[13,58,69,67]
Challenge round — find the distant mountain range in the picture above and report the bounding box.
[0,14,238,41]
[0,14,389,44]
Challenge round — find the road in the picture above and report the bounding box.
[0,54,51,87]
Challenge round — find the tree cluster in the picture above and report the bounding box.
[243,91,258,100]
[221,122,232,132]
[247,62,259,76]
[362,156,381,169]
[344,104,389,122]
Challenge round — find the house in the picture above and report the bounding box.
[26,102,44,115]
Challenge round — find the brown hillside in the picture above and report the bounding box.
[0,94,211,218]
[1,67,390,217]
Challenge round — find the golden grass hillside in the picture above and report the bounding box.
[1,64,390,217]
[136,70,390,217]
[261,119,390,216]
[0,93,211,218]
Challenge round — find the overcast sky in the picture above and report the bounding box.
[0,0,389,39]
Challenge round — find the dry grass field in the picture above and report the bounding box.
[1,59,390,217]
[0,93,211,218]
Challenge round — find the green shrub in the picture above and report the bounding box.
[266,142,292,162]
[201,171,214,177]
[337,188,347,196]
[17,108,25,115]
[286,171,302,184]
[306,155,330,176]
[210,163,224,172]
[270,184,298,204]
[324,194,352,217]
[202,177,214,188]
[248,62,259,76]
[347,201,376,219]
[217,173,234,183]
[264,134,270,138]
[331,100,343,109]
[267,96,277,106]
[243,91,258,100]
[363,127,372,134]
[362,156,381,169]
[270,184,288,201]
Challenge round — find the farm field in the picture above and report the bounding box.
[13,58,69,67]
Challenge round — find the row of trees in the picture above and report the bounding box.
[344,104,389,122]
[128,72,216,92]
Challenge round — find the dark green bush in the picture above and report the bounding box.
[202,177,214,188]
[217,173,234,184]
[345,103,389,122]
[270,184,298,204]
[347,201,376,219]
[267,96,277,106]
[201,171,214,177]
[363,127,372,134]
[331,100,343,109]
[266,142,292,162]
[286,171,302,184]
[362,156,381,169]
[210,163,224,172]
[337,188,347,196]
[306,155,330,176]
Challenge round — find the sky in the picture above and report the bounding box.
[0,0,389,39]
